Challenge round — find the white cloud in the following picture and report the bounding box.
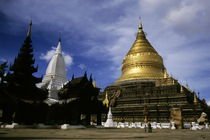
[40,47,73,66]
[163,1,203,30]
[140,0,171,12]
[161,0,210,39]
[40,47,56,61]
[0,58,7,62]
[63,53,73,66]
[78,64,86,70]
[207,100,210,106]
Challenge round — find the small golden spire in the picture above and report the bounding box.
[27,20,32,37]
[164,69,169,78]
[103,92,109,108]
[172,79,175,85]
[194,93,197,104]
[180,85,184,93]
[92,79,97,88]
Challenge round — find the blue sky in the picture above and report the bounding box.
[0,0,210,104]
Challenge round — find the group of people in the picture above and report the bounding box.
[144,122,152,133]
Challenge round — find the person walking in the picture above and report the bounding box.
[144,124,147,132]
[148,122,152,133]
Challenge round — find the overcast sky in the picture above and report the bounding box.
[0,0,210,104]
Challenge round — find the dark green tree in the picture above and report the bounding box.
[7,21,47,101]
[0,61,8,98]
[0,61,8,99]
[0,61,8,97]
[0,62,15,123]
[0,62,8,122]
[0,62,7,84]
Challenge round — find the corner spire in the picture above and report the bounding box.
[92,79,97,88]
[194,92,197,104]
[89,74,93,83]
[103,92,109,108]
[27,20,32,37]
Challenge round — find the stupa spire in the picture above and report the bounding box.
[45,39,66,78]
[27,20,32,37]
[136,22,147,39]
[55,39,62,54]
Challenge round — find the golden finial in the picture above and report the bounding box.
[103,92,109,108]
[138,23,143,30]
[27,20,32,37]
[138,16,143,30]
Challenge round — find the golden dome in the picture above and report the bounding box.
[117,23,165,82]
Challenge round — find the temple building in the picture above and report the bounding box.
[55,73,105,125]
[104,23,209,126]
[37,39,67,100]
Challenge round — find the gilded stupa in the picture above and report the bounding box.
[103,23,209,126]
[117,23,165,82]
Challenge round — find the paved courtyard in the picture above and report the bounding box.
[0,128,210,140]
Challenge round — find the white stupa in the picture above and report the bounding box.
[37,39,67,100]
[104,107,114,127]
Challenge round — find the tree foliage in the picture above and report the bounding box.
[0,62,7,84]
[7,35,47,101]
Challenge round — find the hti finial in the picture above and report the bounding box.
[27,20,32,37]
[58,32,61,42]
[139,16,141,22]
[138,16,143,29]
[29,20,32,26]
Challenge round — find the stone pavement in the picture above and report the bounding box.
[0,128,210,140]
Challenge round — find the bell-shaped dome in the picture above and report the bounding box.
[45,40,66,78]
[38,39,67,92]
[117,23,165,82]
